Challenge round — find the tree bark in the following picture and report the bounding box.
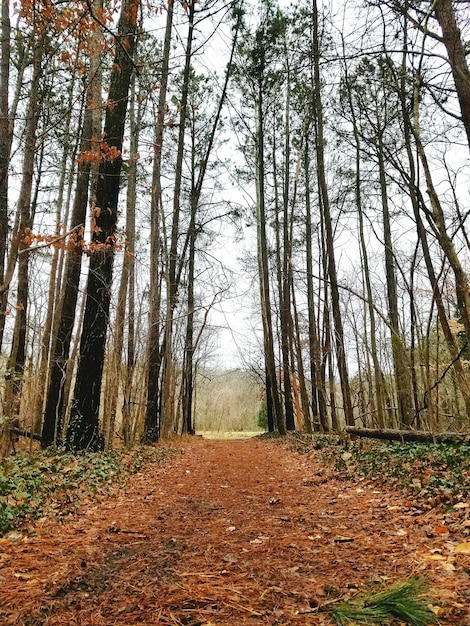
[433,0,470,151]
[104,69,140,449]
[376,131,414,427]
[342,61,387,428]
[66,0,138,451]
[0,0,9,323]
[312,0,353,428]
[145,0,174,442]
[255,47,285,435]
[304,144,328,431]
[3,33,45,423]
[34,63,79,435]
[41,88,96,447]
[160,0,196,439]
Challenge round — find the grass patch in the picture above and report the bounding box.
[0,445,177,536]
[331,578,436,625]
[197,430,263,439]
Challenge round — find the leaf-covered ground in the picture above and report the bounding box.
[0,436,469,624]
[0,446,177,536]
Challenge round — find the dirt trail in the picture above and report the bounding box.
[0,437,469,625]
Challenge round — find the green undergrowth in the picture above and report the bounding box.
[0,445,177,537]
[288,434,470,504]
[330,577,436,625]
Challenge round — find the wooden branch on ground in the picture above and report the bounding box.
[345,426,470,444]
[11,427,42,442]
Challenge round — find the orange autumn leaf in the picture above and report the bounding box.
[434,525,449,534]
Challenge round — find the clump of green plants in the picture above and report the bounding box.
[290,434,470,503]
[257,398,268,429]
[346,441,470,500]
[0,446,177,536]
[331,578,436,625]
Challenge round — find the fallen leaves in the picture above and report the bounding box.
[455,541,470,554]
[0,438,469,625]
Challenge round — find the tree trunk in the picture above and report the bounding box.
[0,0,9,320]
[104,70,141,449]
[41,107,94,446]
[304,144,328,431]
[145,0,174,442]
[34,67,79,435]
[433,0,470,151]
[346,426,470,444]
[160,0,196,439]
[376,132,413,427]
[181,190,196,435]
[279,74,295,431]
[342,63,387,428]
[291,283,313,433]
[66,0,138,451]
[312,0,353,428]
[42,2,103,448]
[3,34,45,423]
[255,69,285,435]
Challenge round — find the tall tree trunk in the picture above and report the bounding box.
[104,70,141,449]
[280,75,295,431]
[41,8,104,448]
[0,0,9,316]
[181,188,196,435]
[291,283,313,433]
[180,15,240,435]
[145,0,174,442]
[34,64,79,434]
[319,218,336,432]
[122,79,138,449]
[304,143,328,431]
[433,0,470,151]
[341,59,387,428]
[41,100,92,447]
[160,0,196,439]
[312,0,353,428]
[66,0,138,451]
[0,39,28,351]
[3,33,45,422]
[376,131,413,427]
[255,66,285,434]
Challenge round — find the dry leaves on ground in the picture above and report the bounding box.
[0,437,469,624]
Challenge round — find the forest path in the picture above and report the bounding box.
[0,437,468,625]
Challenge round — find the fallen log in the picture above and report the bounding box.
[345,427,470,444]
[11,427,42,442]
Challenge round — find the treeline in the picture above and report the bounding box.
[233,0,470,436]
[0,0,469,455]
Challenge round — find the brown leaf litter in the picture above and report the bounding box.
[0,437,469,624]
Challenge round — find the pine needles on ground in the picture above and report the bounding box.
[331,578,437,625]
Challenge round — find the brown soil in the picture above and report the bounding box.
[0,437,469,625]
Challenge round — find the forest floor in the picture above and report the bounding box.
[0,436,469,625]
